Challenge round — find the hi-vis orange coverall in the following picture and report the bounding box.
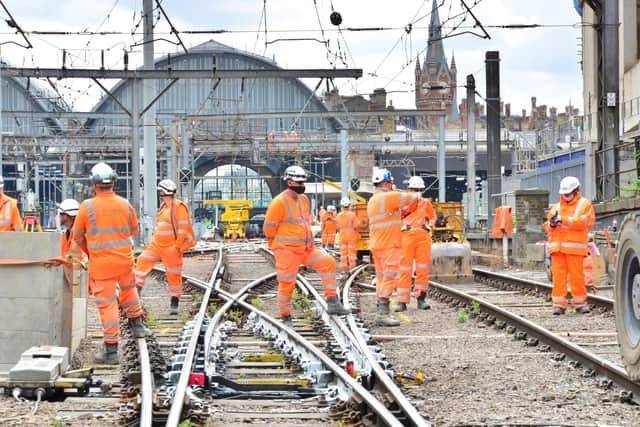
[0,193,24,231]
[73,190,143,345]
[321,212,338,246]
[544,194,595,311]
[336,208,360,272]
[398,197,436,304]
[264,189,338,317]
[367,191,419,301]
[135,199,195,299]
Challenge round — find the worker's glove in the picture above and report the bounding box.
[549,213,562,227]
[423,224,432,232]
[401,224,409,232]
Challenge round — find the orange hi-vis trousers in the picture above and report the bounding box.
[398,229,432,304]
[274,247,337,317]
[551,252,588,310]
[372,247,401,301]
[90,271,144,344]
[321,231,336,246]
[339,239,358,272]
[135,242,184,299]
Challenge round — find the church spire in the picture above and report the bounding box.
[426,0,445,68]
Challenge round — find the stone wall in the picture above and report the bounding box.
[512,189,549,267]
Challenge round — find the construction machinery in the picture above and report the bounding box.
[202,200,253,240]
[430,201,473,283]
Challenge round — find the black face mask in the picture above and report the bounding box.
[288,184,305,194]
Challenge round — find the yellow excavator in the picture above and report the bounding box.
[202,200,253,240]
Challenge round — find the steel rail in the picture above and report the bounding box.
[181,270,405,427]
[472,267,614,309]
[429,280,640,403]
[342,264,432,427]
[138,338,153,427]
[165,245,224,427]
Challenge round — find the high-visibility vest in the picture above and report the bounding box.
[336,210,360,242]
[0,194,24,232]
[321,213,338,234]
[263,190,314,251]
[491,205,513,238]
[152,199,196,251]
[367,190,419,250]
[546,194,594,256]
[402,197,436,230]
[73,191,139,279]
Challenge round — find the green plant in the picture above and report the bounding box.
[49,419,64,427]
[208,302,218,317]
[226,309,244,324]
[178,419,193,427]
[194,293,203,303]
[179,313,191,324]
[457,307,468,323]
[250,296,264,309]
[471,301,481,315]
[145,313,159,327]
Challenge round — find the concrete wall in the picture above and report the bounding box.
[0,232,72,371]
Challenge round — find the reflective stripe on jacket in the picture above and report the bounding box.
[336,210,360,242]
[152,199,195,251]
[73,191,139,279]
[545,194,594,256]
[402,197,436,230]
[367,190,419,250]
[0,194,24,232]
[263,190,314,251]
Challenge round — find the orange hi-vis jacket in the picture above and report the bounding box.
[336,209,360,242]
[367,190,419,250]
[545,194,594,256]
[321,212,338,235]
[61,229,84,259]
[73,190,139,279]
[491,206,513,237]
[401,197,436,229]
[152,199,196,251]
[263,189,314,251]
[0,193,24,231]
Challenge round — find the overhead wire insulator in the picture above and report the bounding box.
[330,11,342,26]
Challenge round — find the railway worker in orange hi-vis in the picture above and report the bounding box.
[396,176,436,312]
[321,205,338,248]
[544,176,595,315]
[263,165,350,327]
[58,199,86,285]
[0,175,24,232]
[367,168,420,326]
[336,197,360,274]
[135,179,196,315]
[73,162,150,365]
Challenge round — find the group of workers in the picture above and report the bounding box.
[264,165,437,328]
[0,163,195,365]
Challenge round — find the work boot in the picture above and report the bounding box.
[575,305,591,314]
[170,297,180,315]
[552,307,566,316]
[128,316,152,338]
[281,315,294,329]
[417,293,431,310]
[394,302,407,312]
[375,299,400,327]
[94,343,119,365]
[326,296,350,315]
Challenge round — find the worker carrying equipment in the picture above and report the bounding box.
[336,198,360,273]
[264,165,350,323]
[135,179,196,315]
[397,176,436,312]
[367,168,419,326]
[73,162,150,365]
[0,175,24,232]
[544,176,594,315]
[321,205,338,248]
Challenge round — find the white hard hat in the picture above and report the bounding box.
[327,205,336,212]
[0,175,3,188]
[559,176,580,194]
[340,197,351,207]
[157,179,177,195]
[90,162,117,184]
[408,176,425,189]
[283,165,307,182]
[372,168,393,184]
[58,198,80,217]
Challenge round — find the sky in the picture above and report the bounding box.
[0,0,584,114]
